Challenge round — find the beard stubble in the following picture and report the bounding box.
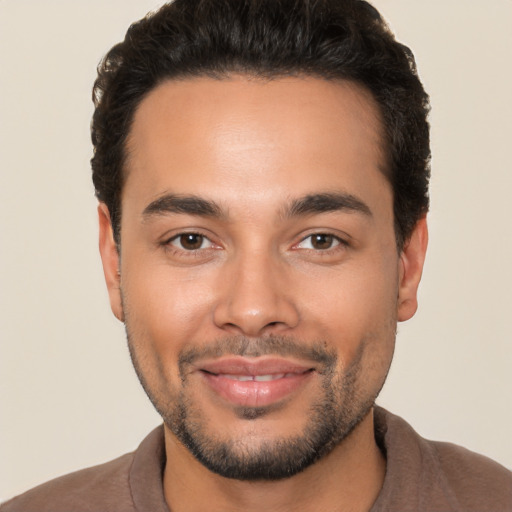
[127,333,385,481]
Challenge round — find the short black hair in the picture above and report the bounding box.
[91,0,430,249]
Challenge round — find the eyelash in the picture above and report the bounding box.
[162,232,217,256]
[162,231,348,256]
[294,233,348,252]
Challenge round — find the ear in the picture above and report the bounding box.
[397,216,428,322]
[98,203,124,322]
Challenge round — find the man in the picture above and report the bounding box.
[2,0,511,510]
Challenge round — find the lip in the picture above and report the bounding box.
[197,356,315,408]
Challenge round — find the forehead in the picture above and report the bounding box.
[123,76,389,216]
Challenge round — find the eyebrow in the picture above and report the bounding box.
[142,194,223,219]
[141,191,372,221]
[283,192,373,219]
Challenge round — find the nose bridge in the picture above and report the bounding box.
[213,244,299,336]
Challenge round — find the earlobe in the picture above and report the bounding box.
[98,203,124,322]
[397,216,428,322]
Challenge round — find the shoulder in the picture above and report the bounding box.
[0,452,136,512]
[1,426,166,512]
[430,439,512,509]
[374,407,512,511]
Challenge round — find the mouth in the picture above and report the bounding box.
[216,373,298,382]
[196,357,316,408]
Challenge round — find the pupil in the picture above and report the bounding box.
[181,234,203,250]
[312,234,332,249]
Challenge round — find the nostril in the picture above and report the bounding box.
[213,295,300,336]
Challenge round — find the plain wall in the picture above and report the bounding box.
[1,0,511,501]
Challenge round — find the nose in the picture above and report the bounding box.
[213,250,300,337]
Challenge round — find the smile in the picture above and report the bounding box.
[196,357,315,408]
[221,373,290,381]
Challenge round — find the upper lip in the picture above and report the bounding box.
[196,356,315,376]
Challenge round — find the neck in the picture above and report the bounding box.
[163,409,385,512]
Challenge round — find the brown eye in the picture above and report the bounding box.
[310,234,335,250]
[296,233,342,251]
[171,233,207,250]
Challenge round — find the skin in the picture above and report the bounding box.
[99,76,427,512]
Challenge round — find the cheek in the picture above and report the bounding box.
[121,260,219,352]
[297,257,399,353]
[121,271,215,400]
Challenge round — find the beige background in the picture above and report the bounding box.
[1,0,511,501]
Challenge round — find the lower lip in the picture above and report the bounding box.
[201,371,313,408]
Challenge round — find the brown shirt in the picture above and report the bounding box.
[2,407,511,511]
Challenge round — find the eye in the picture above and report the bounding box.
[296,233,342,250]
[168,233,213,251]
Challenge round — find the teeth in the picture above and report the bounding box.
[224,375,254,381]
[254,373,285,382]
[223,374,286,382]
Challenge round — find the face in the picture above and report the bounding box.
[99,76,427,480]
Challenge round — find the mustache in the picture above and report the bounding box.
[178,335,337,376]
